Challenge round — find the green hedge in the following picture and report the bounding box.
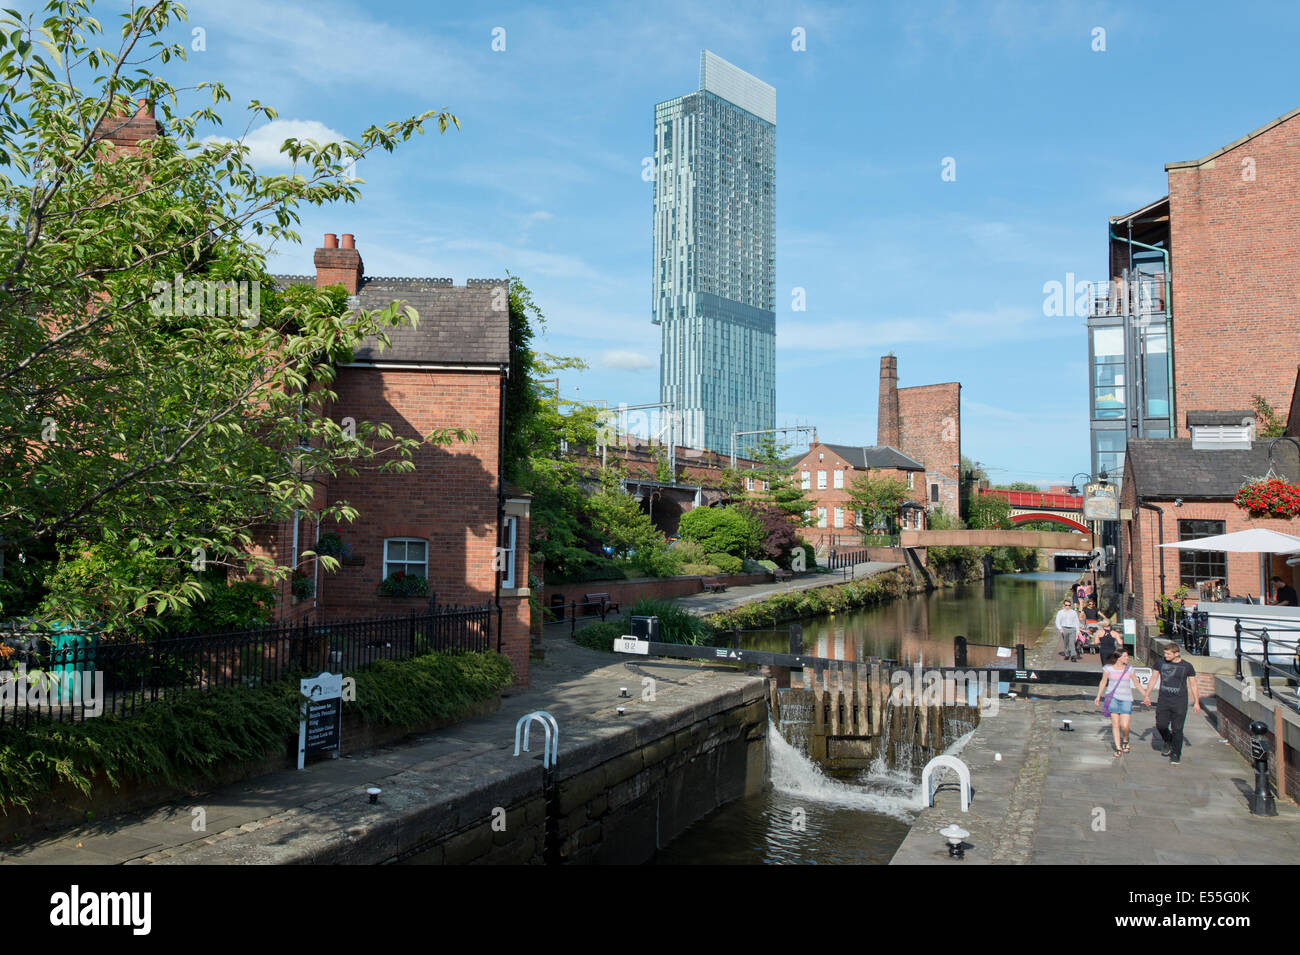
[0,650,512,815]
[572,599,714,652]
[706,570,907,631]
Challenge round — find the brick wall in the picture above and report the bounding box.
[253,364,531,683]
[792,445,926,549]
[1167,114,1300,435]
[1121,487,1300,629]
[1217,696,1300,800]
[897,382,961,517]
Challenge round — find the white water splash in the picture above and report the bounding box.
[768,722,918,821]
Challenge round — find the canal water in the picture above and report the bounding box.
[653,571,1074,865]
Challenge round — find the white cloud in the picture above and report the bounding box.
[204,119,347,169]
[601,350,656,371]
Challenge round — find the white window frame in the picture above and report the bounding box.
[907,472,914,490]
[746,476,754,491]
[801,470,811,490]
[817,507,827,528]
[833,469,844,489]
[834,507,844,528]
[500,516,518,589]
[817,470,827,490]
[856,510,863,527]
[384,538,428,581]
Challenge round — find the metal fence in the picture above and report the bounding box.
[826,549,873,570]
[1162,605,1210,656]
[1233,619,1300,712]
[0,605,492,728]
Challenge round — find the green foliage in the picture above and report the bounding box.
[707,571,908,631]
[0,650,510,815]
[707,553,743,574]
[997,482,1042,492]
[0,6,465,627]
[572,621,625,652]
[967,493,1013,530]
[799,541,817,569]
[734,435,814,523]
[1254,395,1289,438]
[677,507,763,560]
[669,539,708,564]
[846,470,911,537]
[348,651,512,726]
[588,482,669,561]
[379,571,429,597]
[681,562,722,576]
[626,599,713,645]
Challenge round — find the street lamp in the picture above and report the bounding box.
[1067,472,1092,496]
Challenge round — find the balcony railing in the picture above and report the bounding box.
[1088,275,1167,319]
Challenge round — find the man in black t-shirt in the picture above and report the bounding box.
[1144,644,1200,764]
[1271,576,1298,607]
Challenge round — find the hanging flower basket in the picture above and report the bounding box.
[1234,479,1300,518]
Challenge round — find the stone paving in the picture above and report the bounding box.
[891,624,1300,864]
[0,626,763,865]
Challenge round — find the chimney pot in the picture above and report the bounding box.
[340,233,355,250]
[323,233,338,249]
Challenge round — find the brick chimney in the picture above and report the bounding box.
[94,97,163,156]
[313,232,364,294]
[878,354,900,448]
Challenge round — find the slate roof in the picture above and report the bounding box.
[1186,410,1254,427]
[271,275,510,366]
[821,443,926,472]
[1125,438,1300,499]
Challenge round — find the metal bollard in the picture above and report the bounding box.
[954,635,968,668]
[1015,643,1026,670]
[1249,720,1278,816]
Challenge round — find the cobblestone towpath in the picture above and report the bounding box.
[891,625,1300,864]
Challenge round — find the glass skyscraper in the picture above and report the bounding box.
[653,51,775,455]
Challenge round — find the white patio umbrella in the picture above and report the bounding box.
[1159,528,1300,600]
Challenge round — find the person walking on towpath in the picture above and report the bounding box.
[1144,644,1201,765]
[1055,599,1083,662]
[1095,650,1145,757]
[1095,622,1120,668]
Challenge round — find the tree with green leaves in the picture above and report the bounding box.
[735,435,814,524]
[845,469,910,539]
[500,277,609,581]
[0,1,463,628]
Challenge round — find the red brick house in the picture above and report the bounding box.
[259,234,531,683]
[1119,384,1300,635]
[792,442,927,553]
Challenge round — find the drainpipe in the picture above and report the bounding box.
[1110,227,1174,436]
[495,367,507,653]
[1138,498,1166,597]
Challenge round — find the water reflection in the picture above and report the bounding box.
[740,572,1075,668]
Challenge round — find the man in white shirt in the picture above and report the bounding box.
[1055,599,1083,661]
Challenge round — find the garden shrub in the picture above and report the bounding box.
[707,553,743,575]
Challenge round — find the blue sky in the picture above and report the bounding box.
[73,1,1300,482]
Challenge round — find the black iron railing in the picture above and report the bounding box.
[0,605,492,728]
[1162,605,1210,656]
[1233,619,1300,712]
[827,549,873,570]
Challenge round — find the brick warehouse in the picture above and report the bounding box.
[1166,107,1300,435]
[877,354,962,517]
[260,234,532,683]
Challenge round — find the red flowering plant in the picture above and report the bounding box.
[1234,478,1300,518]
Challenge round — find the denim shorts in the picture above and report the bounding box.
[1108,699,1133,715]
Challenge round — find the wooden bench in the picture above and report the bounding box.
[774,569,793,583]
[583,593,619,617]
[702,578,728,594]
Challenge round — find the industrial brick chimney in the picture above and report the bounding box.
[878,354,900,448]
[314,232,364,294]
